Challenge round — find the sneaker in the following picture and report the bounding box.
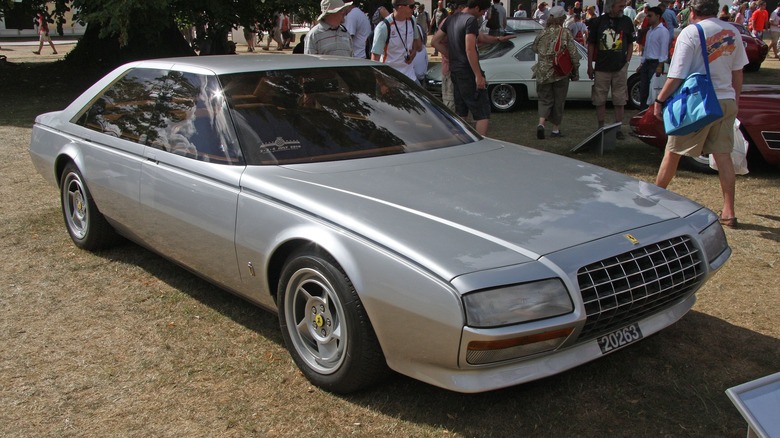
[536,125,545,139]
[551,131,563,137]
[32,51,40,55]
[52,51,58,55]
[615,130,625,140]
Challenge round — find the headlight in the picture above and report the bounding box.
[463,279,573,328]
[700,220,728,263]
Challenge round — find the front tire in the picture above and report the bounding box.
[59,162,118,250]
[278,248,388,393]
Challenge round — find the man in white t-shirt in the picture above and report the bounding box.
[769,4,780,59]
[344,4,372,58]
[652,0,748,228]
[371,0,422,81]
[623,2,637,21]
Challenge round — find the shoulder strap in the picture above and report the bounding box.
[554,28,564,53]
[383,18,392,46]
[695,23,711,77]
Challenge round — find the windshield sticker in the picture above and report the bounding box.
[258,137,302,153]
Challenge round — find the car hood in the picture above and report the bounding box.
[241,140,701,282]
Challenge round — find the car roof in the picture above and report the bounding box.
[127,54,379,76]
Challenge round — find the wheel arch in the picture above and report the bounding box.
[265,233,363,306]
[53,146,85,188]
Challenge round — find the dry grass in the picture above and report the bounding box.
[1,46,778,437]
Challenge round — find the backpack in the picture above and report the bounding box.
[487,5,501,30]
[365,18,392,59]
[575,31,585,45]
[573,23,586,45]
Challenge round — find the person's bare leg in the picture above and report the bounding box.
[596,105,606,127]
[655,150,682,189]
[710,152,737,220]
[614,105,624,125]
[475,119,489,136]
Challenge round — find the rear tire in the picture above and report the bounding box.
[627,74,641,109]
[489,83,521,112]
[59,162,119,250]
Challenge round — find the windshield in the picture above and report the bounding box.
[478,40,516,59]
[505,18,543,33]
[219,66,476,165]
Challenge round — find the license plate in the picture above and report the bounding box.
[597,323,644,354]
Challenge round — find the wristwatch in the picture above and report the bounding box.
[655,98,666,106]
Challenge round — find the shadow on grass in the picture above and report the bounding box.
[0,60,105,128]
[95,241,284,346]
[88,238,777,437]
[346,311,778,437]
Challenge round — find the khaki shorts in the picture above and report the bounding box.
[39,31,52,43]
[666,99,737,156]
[592,63,628,107]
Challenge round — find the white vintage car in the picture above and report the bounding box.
[29,55,729,394]
[427,34,644,111]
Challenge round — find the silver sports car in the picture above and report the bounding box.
[29,55,730,394]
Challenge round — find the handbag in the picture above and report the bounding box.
[662,24,723,136]
[553,28,573,77]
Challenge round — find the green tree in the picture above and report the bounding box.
[4,0,321,68]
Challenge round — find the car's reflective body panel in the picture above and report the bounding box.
[30,55,730,393]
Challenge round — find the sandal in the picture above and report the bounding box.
[718,216,738,229]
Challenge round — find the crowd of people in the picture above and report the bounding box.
[243,0,753,228]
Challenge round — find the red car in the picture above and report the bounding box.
[732,23,769,72]
[630,85,780,172]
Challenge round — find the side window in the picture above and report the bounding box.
[146,71,243,165]
[514,43,536,62]
[75,68,168,144]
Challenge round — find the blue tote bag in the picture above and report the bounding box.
[663,24,723,136]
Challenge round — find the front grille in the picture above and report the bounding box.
[577,236,704,341]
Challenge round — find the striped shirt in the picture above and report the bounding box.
[303,22,353,56]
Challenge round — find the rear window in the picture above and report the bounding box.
[219,66,476,165]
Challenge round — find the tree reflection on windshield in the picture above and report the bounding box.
[219,66,476,165]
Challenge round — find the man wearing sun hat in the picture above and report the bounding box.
[304,0,354,56]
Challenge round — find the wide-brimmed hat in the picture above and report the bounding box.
[318,0,353,21]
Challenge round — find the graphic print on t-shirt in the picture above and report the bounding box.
[599,28,624,51]
[706,29,737,62]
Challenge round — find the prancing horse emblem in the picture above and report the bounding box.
[625,234,639,245]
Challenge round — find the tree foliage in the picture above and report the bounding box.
[3,0,322,68]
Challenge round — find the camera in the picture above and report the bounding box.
[405,54,410,62]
